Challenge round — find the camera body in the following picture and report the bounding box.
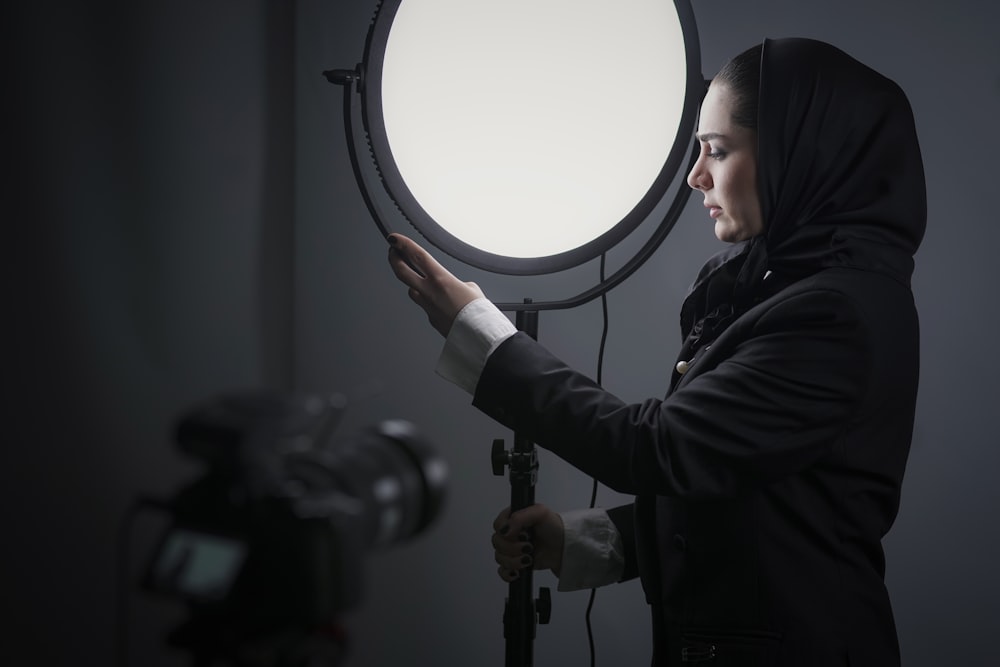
[142,391,447,663]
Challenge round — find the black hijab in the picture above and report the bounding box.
[680,38,927,345]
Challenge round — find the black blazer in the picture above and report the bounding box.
[473,266,918,666]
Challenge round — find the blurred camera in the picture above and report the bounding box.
[141,390,447,665]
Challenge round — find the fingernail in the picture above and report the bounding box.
[509,569,519,579]
[499,524,510,536]
[518,532,530,542]
[521,543,534,555]
[387,235,398,246]
[520,555,533,566]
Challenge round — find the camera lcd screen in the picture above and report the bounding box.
[147,527,248,602]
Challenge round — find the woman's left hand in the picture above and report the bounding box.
[387,234,485,337]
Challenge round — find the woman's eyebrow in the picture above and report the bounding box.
[695,132,726,142]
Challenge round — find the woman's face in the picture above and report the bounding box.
[687,82,764,243]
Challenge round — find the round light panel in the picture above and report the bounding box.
[363,0,699,274]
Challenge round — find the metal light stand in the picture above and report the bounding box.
[490,300,551,667]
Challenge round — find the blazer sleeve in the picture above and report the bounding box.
[606,504,640,582]
[472,287,871,498]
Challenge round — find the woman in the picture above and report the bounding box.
[387,38,925,666]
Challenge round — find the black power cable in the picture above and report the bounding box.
[584,253,611,667]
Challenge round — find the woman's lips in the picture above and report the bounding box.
[708,206,722,219]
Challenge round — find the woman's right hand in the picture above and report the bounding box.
[386,234,485,337]
[491,504,564,583]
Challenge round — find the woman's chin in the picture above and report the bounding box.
[714,220,760,244]
[714,221,738,243]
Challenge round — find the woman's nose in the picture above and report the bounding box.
[687,157,710,191]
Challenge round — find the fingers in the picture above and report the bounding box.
[492,505,549,583]
[492,529,534,580]
[502,504,553,534]
[388,246,424,289]
[493,504,552,544]
[492,507,512,532]
[387,234,444,283]
[386,233,487,337]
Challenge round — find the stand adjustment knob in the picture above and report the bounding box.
[536,587,552,624]
[491,438,508,476]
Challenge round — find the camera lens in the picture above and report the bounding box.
[286,418,448,549]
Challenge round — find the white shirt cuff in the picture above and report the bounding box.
[556,508,626,592]
[435,298,517,395]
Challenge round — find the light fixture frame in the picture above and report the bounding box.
[355,0,703,279]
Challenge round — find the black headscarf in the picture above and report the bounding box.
[680,38,927,345]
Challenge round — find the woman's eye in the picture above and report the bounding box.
[708,150,727,160]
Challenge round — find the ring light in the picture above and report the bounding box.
[351,0,702,277]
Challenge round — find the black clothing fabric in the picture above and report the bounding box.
[473,39,925,666]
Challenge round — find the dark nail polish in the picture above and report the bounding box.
[387,235,398,246]
[499,524,510,536]
[518,532,530,542]
[521,555,532,566]
[509,569,519,578]
[521,543,534,555]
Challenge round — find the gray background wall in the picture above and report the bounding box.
[6,1,999,665]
